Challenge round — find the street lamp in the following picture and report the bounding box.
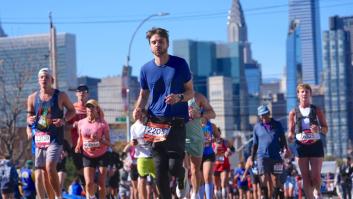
[123,12,169,142]
[126,12,169,66]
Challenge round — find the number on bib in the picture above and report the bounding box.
[143,122,171,143]
[34,131,50,149]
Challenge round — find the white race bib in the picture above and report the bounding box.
[35,131,50,149]
[296,131,320,144]
[273,163,283,174]
[216,156,225,163]
[83,141,100,149]
[144,122,171,143]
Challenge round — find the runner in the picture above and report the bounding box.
[213,127,234,199]
[130,108,158,199]
[288,84,328,199]
[67,84,89,185]
[244,157,261,199]
[133,27,194,199]
[185,92,216,199]
[57,139,71,193]
[26,67,75,199]
[106,151,122,199]
[250,105,290,199]
[199,121,217,199]
[234,161,250,199]
[122,143,138,199]
[20,160,36,199]
[75,99,111,199]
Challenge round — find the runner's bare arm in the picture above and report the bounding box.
[287,110,296,142]
[316,107,328,135]
[123,143,131,153]
[182,79,194,102]
[101,124,111,146]
[75,128,82,153]
[26,93,36,125]
[197,92,216,120]
[133,89,150,120]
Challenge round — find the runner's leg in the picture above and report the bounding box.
[309,157,323,198]
[97,166,107,199]
[297,157,313,199]
[84,167,96,198]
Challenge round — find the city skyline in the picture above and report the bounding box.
[1,0,352,79]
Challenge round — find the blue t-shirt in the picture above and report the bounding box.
[140,55,192,121]
[252,118,285,160]
[234,168,248,187]
[202,121,215,156]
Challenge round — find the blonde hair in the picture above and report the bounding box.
[296,83,312,94]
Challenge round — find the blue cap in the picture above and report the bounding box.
[257,105,270,116]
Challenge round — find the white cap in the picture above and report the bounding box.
[38,67,52,77]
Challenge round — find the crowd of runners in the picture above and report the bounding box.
[0,27,332,199]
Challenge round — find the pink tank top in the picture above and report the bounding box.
[78,118,109,158]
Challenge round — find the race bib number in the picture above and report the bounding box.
[143,122,171,143]
[35,131,50,149]
[216,156,225,163]
[273,163,283,174]
[83,141,100,149]
[296,130,320,144]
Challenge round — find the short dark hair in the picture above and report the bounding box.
[146,27,169,44]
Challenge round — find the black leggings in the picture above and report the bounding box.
[151,117,186,199]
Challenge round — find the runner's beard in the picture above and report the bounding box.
[152,48,167,57]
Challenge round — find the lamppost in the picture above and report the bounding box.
[126,12,169,67]
[123,12,169,142]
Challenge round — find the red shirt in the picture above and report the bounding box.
[68,103,87,147]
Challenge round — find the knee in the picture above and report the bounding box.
[45,165,56,175]
[169,162,183,176]
[86,180,95,187]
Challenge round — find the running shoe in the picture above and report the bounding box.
[176,171,190,198]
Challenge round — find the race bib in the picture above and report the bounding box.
[296,129,320,144]
[273,163,283,174]
[83,141,100,149]
[216,156,225,163]
[34,131,50,149]
[143,122,171,143]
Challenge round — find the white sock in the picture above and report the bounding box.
[222,188,227,198]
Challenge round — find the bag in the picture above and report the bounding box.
[0,162,15,190]
[143,122,171,143]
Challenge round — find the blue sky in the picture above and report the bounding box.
[1,0,353,79]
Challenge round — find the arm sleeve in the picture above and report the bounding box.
[181,59,192,83]
[140,68,149,90]
[278,122,287,149]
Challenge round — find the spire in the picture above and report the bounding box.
[227,0,248,43]
[0,19,7,37]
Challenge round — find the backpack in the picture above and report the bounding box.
[0,161,16,190]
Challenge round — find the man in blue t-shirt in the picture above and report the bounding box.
[133,27,194,199]
[249,105,290,199]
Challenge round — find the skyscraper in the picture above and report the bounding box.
[173,40,216,96]
[0,31,77,127]
[288,0,322,85]
[286,20,302,113]
[227,0,253,64]
[98,76,139,124]
[323,15,353,157]
[208,76,234,138]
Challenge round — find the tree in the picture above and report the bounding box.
[0,40,48,161]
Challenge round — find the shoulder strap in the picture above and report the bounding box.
[294,107,302,133]
[309,104,319,126]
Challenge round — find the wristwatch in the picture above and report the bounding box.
[177,94,184,102]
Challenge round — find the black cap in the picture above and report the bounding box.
[76,84,89,92]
